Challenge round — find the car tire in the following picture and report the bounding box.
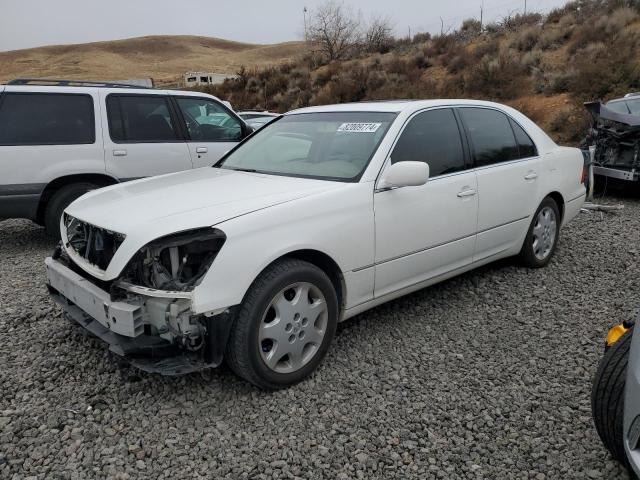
[44,183,97,238]
[225,258,338,390]
[592,328,633,472]
[518,196,560,268]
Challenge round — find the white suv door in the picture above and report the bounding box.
[172,96,246,168]
[101,92,193,180]
[374,108,479,298]
[458,107,541,261]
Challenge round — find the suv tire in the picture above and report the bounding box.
[592,328,633,472]
[44,183,97,238]
[225,258,338,390]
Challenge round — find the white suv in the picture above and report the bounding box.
[0,79,250,233]
[45,100,586,389]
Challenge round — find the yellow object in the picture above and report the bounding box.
[606,324,629,347]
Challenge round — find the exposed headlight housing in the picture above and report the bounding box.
[121,228,226,292]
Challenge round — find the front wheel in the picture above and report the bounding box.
[518,196,560,268]
[225,258,338,390]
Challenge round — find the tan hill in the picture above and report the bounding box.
[0,35,306,86]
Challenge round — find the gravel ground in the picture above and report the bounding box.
[1,195,639,480]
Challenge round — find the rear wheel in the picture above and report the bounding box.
[44,183,97,238]
[225,258,338,390]
[518,196,560,268]
[592,328,633,472]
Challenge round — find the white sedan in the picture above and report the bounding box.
[45,100,586,389]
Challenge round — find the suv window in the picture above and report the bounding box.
[176,97,243,142]
[0,93,94,145]
[509,118,538,158]
[460,108,519,167]
[107,95,178,142]
[390,108,465,177]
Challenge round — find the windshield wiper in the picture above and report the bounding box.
[227,167,258,173]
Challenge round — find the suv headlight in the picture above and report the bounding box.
[121,228,226,291]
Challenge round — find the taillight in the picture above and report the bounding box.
[580,164,587,184]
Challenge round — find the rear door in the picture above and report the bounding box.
[172,96,247,168]
[101,92,193,180]
[458,107,541,261]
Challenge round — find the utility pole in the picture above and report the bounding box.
[480,0,484,31]
[439,16,444,36]
[303,6,308,41]
[524,0,527,14]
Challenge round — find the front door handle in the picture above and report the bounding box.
[113,149,127,157]
[196,147,208,154]
[457,188,477,198]
[524,172,538,181]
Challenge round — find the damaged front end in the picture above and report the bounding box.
[46,221,234,375]
[583,101,640,182]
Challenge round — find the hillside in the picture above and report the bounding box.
[0,35,306,85]
[206,0,640,145]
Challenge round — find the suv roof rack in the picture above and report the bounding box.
[6,78,151,89]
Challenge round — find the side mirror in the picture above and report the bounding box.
[380,161,430,189]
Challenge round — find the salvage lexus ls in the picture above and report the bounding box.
[45,100,587,389]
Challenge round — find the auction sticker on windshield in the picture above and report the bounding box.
[337,123,381,133]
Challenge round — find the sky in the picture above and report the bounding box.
[0,0,570,52]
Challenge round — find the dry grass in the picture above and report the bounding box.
[0,35,306,85]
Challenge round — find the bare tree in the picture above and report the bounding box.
[307,1,361,61]
[364,15,394,53]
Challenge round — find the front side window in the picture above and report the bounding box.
[0,93,94,145]
[107,95,177,142]
[460,108,519,167]
[176,97,242,142]
[217,112,397,181]
[390,108,465,177]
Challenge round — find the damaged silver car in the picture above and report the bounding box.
[584,94,640,183]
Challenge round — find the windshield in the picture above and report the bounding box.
[216,112,397,181]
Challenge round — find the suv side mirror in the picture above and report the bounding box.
[380,161,430,189]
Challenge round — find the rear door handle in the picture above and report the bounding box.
[196,147,208,154]
[524,172,538,181]
[113,149,127,157]
[457,188,477,198]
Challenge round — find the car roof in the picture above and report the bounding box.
[287,99,519,115]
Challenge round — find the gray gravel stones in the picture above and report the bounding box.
[1,195,639,479]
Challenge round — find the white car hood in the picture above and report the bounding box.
[64,167,343,280]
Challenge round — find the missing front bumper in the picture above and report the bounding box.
[45,256,234,375]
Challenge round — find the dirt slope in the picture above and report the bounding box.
[0,35,305,85]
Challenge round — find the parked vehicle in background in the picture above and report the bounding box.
[583,93,640,185]
[45,99,586,389]
[0,79,251,234]
[592,317,640,478]
[237,110,280,130]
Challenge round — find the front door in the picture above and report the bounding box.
[172,96,245,168]
[374,108,478,298]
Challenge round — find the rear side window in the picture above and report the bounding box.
[509,119,538,158]
[460,108,519,167]
[107,95,178,142]
[391,108,465,177]
[0,93,94,145]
